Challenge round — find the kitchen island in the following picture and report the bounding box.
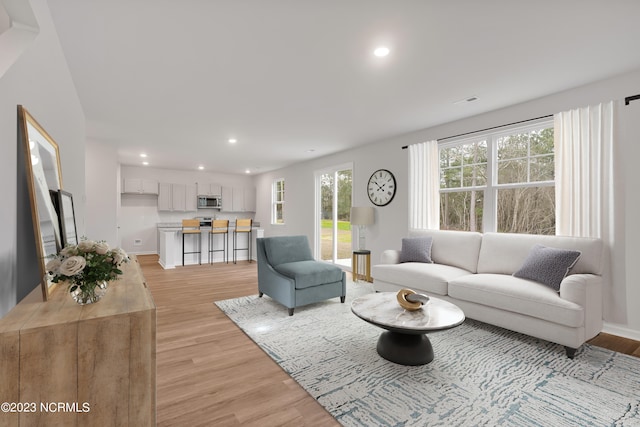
[157,222,262,269]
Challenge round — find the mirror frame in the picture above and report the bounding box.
[18,105,64,300]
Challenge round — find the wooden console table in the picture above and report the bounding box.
[0,256,156,426]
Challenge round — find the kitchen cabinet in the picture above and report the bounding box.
[197,182,222,196]
[221,186,255,212]
[243,186,256,212]
[158,183,197,211]
[185,184,197,211]
[221,186,233,212]
[158,183,172,210]
[232,187,244,211]
[122,178,158,195]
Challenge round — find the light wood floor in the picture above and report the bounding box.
[139,255,339,427]
[138,254,640,426]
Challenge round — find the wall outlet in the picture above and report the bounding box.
[134,239,142,246]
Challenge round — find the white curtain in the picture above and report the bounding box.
[554,101,615,239]
[408,140,439,230]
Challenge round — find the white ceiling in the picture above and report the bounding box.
[47,0,640,175]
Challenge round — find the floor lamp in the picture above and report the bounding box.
[351,206,375,250]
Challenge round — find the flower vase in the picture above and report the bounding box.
[70,281,109,305]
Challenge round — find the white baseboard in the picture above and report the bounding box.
[602,322,640,341]
[128,250,157,256]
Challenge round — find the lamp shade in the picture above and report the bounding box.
[351,206,375,226]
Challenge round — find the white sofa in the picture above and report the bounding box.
[372,230,603,358]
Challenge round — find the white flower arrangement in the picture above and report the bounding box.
[46,239,130,299]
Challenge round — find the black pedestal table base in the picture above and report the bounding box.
[376,331,434,365]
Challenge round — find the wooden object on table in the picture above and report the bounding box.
[0,255,156,427]
[352,249,372,282]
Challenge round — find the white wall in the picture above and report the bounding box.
[254,69,640,340]
[85,139,118,246]
[119,165,255,254]
[0,0,85,317]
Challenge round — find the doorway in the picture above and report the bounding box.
[315,164,353,266]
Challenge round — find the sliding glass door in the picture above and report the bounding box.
[315,163,353,266]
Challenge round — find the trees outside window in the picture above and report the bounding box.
[439,122,555,234]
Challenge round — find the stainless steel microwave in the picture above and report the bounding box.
[197,196,221,209]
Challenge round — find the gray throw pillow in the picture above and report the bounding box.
[513,244,581,291]
[399,237,434,263]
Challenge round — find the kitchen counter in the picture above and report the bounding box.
[157,221,261,228]
[158,225,263,269]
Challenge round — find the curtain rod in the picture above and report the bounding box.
[625,94,640,105]
[401,114,553,149]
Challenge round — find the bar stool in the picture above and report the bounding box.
[182,219,201,266]
[208,219,229,264]
[233,218,253,264]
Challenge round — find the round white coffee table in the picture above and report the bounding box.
[351,292,465,365]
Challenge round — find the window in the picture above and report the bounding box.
[439,121,555,234]
[272,178,285,224]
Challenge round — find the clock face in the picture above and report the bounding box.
[367,169,396,206]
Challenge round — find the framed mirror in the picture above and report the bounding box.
[18,105,64,300]
[51,189,78,248]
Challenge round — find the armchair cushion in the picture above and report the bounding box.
[274,261,344,289]
[263,235,314,266]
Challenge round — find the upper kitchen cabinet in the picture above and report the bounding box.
[197,182,222,196]
[158,183,197,212]
[122,178,159,195]
[221,186,256,212]
[243,187,256,212]
[185,185,198,211]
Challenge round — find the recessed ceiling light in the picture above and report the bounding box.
[245,169,251,174]
[454,96,479,105]
[142,161,149,166]
[140,153,147,158]
[374,46,390,57]
[228,138,237,144]
[198,165,204,170]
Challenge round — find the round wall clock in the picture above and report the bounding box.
[367,169,396,206]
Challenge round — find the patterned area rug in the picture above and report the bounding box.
[215,283,640,426]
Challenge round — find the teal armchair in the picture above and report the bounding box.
[257,235,346,315]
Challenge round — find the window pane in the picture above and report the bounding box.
[462,140,487,164]
[530,155,554,182]
[440,190,484,232]
[497,187,555,234]
[498,158,527,184]
[275,203,283,224]
[441,167,461,188]
[530,128,554,155]
[440,147,462,168]
[462,164,486,186]
[497,134,528,160]
[441,140,487,189]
